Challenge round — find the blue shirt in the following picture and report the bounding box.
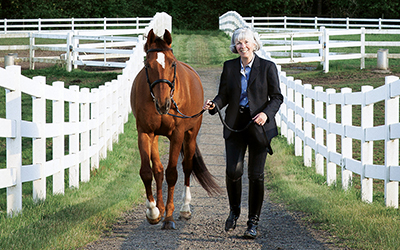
[239,58,254,107]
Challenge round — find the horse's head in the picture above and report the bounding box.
[144,29,176,115]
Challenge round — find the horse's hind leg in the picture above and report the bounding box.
[179,130,197,220]
[138,132,162,225]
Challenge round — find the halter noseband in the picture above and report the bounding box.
[145,48,176,100]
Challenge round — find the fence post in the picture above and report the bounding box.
[52,81,65,195]
[341,87,353,190]
[69,85,80,188]
[304,84,312,167]
[346,17,350,29]
[4,18,7,33]
[105,82,113,151]
[279,72,288,138]
[91,88,100,170]
[326,88,337,186]
[360,28,365,69]
[29,33,35,70]
[361,85,374,203]
[38,18,41,32]
[98,85,107,159]
[6,66,22,216]
[385,76,399,208]
[286,77,294,145]
[314,17,318,29]
[32,76,47,201]
[73,31,78,70]
[315,86,324,176]
[81,88,90,182]
[319,27,325,66]
[66,32,73,72]
[294,79,303,156]
[284,16,287,29]
[323,28,329,73]
[111,80,119,143]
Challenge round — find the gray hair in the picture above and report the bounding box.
[229,27,262,53]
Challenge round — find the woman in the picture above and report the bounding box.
[203,27,283,239]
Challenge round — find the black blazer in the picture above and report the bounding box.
[210,54,283,146]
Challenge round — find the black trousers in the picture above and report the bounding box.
[224,108,267,221]
[225,108,268,181]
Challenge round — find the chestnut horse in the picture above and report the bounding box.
[130,29,221,229]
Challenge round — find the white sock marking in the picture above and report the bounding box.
[180,186,191,213]
[146,200,160,220]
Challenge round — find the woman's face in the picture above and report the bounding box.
[235,38,255,60]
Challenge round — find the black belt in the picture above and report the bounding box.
[239,105,249,114]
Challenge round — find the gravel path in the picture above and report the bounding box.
[83,68,341,250]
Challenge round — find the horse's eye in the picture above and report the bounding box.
[172,62,177,67]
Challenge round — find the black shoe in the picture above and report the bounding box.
[225,211,239,232]
[243,218,258,239]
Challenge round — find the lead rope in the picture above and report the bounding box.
[212,102,254,133]
[167,98,205,119]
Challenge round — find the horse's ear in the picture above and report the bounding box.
[163,29,172,46]
[144,29,156,52]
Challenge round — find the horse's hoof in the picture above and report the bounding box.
[146,215,162,225]
[179,211,192,220]
[161,221,176,230]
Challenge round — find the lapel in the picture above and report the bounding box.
[232,57,242,88]
[248,54,260,87]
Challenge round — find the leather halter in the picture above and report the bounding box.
[145,48,176,100]
[144,47,205,119]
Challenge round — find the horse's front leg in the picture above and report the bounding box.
[138,132,161,225]
[151,135,165,219]
[162,134,184,230]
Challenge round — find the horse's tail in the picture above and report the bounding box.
[184,143,222,196]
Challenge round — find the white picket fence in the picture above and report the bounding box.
[0,42,145,216]
[0,12,172,71]
[275,70,400,208]
[0,12,175,215]
[220,11,400,73]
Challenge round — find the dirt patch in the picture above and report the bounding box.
[281,63,400,88]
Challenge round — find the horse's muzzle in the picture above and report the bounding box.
[155,98,171,115]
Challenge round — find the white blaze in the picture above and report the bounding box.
[157,52,165,69]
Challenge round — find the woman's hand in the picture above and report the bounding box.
[203,100,215,110]
[252,112,268,126]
